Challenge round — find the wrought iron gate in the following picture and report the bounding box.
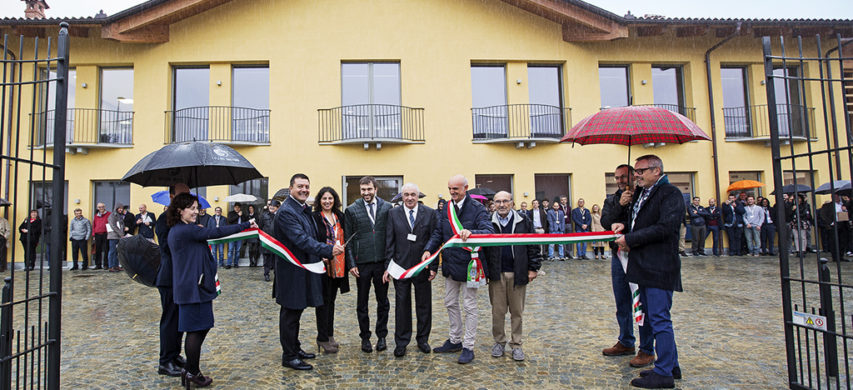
[766,34,853,389]
[0,23,68,390]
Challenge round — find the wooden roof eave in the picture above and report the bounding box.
[503,0,628,41]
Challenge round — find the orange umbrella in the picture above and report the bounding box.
[726,180,765,193]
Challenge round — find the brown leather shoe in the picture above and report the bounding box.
[629,351,655,367]
[602,342,635,356]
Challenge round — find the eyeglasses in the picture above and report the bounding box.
[634,167,654,175]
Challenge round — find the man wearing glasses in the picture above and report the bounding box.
[612,155,684,388]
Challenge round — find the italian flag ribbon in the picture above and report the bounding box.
[617,249,644,325]
[386,205,620,285]
[207,228,326,275]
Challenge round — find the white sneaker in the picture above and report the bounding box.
[511,347,525,361]
[491,343,505,357]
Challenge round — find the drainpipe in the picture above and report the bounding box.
[705,22,742,203]
[0,43,15,219]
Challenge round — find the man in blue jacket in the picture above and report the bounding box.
[572,198,592,259]
[613,155,684,388]
[274,173,344,371]
[423,174,494,364]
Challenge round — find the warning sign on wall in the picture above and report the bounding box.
[793,311,828,332]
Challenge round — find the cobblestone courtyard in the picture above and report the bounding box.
[16,254,851,389]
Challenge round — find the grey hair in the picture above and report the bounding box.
[401,182,419,193]
[635,154,664,172]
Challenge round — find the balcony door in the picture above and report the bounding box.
[772,67,806,138]
[38,68,76,146]
[99,68,133,144]
[232,66,269,143]
[341,63,401,139]
[721,67,750,137]
[528,65,564,137]
[652,65,686,117]
[173,67,210,142]
[471,65,508,138]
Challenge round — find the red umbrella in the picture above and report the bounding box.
[560,106,711,161]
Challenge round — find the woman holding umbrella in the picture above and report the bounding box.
[167,193,256,388]
[19,210,41,270]
[246,204,261,267]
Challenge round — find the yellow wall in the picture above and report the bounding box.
[1,0,851,261]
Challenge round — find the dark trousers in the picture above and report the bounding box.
[263,252,275,276]
[639,286,679,377]
[71,239,89,268]
[0,236,6,271]
[158,286,183,365]
[824,224,851,261]
[22,240,38,269]
[690,224,706,255]
[393,271,432,348]
[279,307,304,361]
[706,225,721,256]
[355,262,389,341]
[611,251,653,354]
[315,275,340,342]
[761,223,777,255]
[725,225,743,256]
[94,233,108,267]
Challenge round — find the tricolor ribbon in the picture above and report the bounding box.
[207,228,326,274]
[617,249,644,325]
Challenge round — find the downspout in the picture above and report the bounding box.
[0,43,16,221]
[705,22,742,203]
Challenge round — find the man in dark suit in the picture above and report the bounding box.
[274,173,344,371]
[571,198,592,259]
[722,194,745,256]
[383,183,438,357]
[484,191,541,362]
[527,199,549,256]
[344,176,393,353]
[154,183,189,377]
[424,174,494,364]
[613,155,684,388]
[600,164,654,368]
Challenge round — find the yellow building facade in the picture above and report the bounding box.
[1,0,851,262]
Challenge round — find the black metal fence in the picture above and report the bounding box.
[633,103,696,122]
[318,104,424,143]
[0,24,68,390]
[164,106,270,144]
[29,108,133,147]
[471,104,571,141]
[723,104,816,140]
[765,34,853,389]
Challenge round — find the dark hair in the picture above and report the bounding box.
[616,164,635,174]
[290,173,309,187]
[437,199,447,210]
[693,196,700,201]
[313,186,342,213]
[359,176,377,188]
[248,204,256,213]
[167,193,198,226]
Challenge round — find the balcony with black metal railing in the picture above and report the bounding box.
[29,108,134,152]
[164,106,271,144]
[723,104,817,142]
[632,104,697,122]
[471,104,571,146]
[318,104,424,149]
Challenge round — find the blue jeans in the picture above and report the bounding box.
[576,241,587,257]
[639,286,679,377]
[706,225,721,256]
[761,223,776,255]
[745,226,761,255]
[212,243,226,265]
[108,239,119,268]
[548,243,564,258]
[611,252,653,355]
[228,240,242,266]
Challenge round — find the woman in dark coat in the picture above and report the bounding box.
[19,210,41,270]
[167,193,254,388]
[246,204,261,267]
[311,187,350,353]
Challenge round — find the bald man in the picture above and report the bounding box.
[424,175,494,364]
[136,203,157,241]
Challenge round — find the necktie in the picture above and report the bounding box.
[454,203,461,217]
[409,209,415,229]
[369,203,375,221]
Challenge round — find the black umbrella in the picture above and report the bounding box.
[815,180,852,195]
[122,142,263,187]
[390,191,426,203]
[117,235,161,287]
[770,183,812,195]
[467,187,496,199]
[272,188,290,202]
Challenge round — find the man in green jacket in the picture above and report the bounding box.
[345,176,392,353]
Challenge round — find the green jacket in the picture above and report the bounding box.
[344,197,391,266]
